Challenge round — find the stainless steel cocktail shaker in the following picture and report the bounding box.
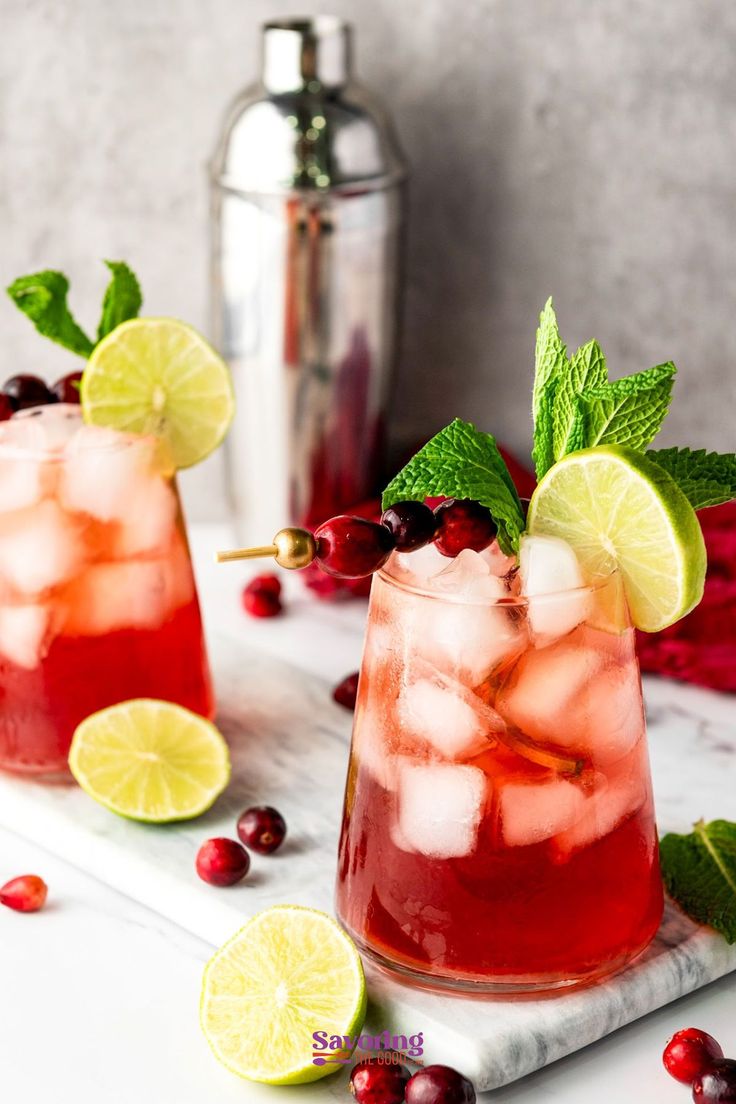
[211,17,407,545]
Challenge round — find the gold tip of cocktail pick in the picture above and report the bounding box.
[215,527,317,570]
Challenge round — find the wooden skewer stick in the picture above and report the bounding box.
[215,528,317,569]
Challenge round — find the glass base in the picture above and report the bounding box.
[342,922,655,997]
[0,758,74,782]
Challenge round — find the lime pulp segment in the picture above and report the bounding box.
[200,905,367,1085]
[68,699,230,822]
[527,445,706,632]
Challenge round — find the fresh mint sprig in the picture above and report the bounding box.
[382,418,525,555]
[532,299,677,476]
[7,260,142,358]
[660,819,736,944]
[531,299,734,511]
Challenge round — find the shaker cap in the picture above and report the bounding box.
[262,17,351,94]
[211,16,406,194]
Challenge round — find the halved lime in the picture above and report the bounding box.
[527,445,706,632]
[201,906,367,1085]
[80,318,234,468]
[69,699,230,822]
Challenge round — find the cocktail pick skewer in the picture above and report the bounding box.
[216,527,317,569]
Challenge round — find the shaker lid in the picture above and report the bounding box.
[211,17,407,195]
[262,17,351,94]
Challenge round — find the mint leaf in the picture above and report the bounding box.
[578,362,676,450]
[553,338,608,459]
[660,819,736,944]
[533,378,558,482]
[532,298,567,479]
[565,395,588,454]
[97,260,142,340]
[382,418,525,555]
[6,270,94,357]
[647,447,736,510]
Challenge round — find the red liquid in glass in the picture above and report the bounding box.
[0,587,213,774]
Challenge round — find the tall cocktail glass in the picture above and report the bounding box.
[335,549,663,992]
[0,405,213,776]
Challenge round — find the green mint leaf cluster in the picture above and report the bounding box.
[532,299,675,479]
[382,418,525,555]
[6,261,142,358]
[647,447,736,510]
[531,299,735,511]
[660,819,736,944]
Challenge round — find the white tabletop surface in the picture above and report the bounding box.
[0,524,733,1103]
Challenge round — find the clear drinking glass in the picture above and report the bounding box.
[0,405,214,776]
[335,551,663,993]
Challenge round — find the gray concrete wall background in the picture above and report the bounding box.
[2,0,735,516]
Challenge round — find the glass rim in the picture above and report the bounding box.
[0,405,157,462]
[377,560,620,608]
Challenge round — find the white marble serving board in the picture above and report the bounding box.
[0,632,735,1094]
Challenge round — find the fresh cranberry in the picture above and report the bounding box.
[381,500,438,551]
[2,374,54,410]
[692,1059,736,1103]
[433,499,497,558]
[315,516,394,579]
[0,395,13,421]
[0,874,48,913]
[236,806,286,855]
[334,671,360,710]
[664,1028,724,1085]
[350,1058,410,1103]
[50,371,83,404]
[243,574,282,618]
[196,838,250,886]
[405,1064,476,1104]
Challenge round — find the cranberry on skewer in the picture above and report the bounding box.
[433,498,497,557]
[381,500,437,551]
[314,515,394,579]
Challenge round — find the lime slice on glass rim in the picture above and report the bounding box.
[80,318,235,468]
[201,905,367,1085]
[68,699,230,822]
[527,445,706,632]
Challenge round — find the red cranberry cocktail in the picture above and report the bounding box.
[0,405,213,775]
[335,536,663,992]
[217,294,725,994]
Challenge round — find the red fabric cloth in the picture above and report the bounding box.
[636,501,736,693]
